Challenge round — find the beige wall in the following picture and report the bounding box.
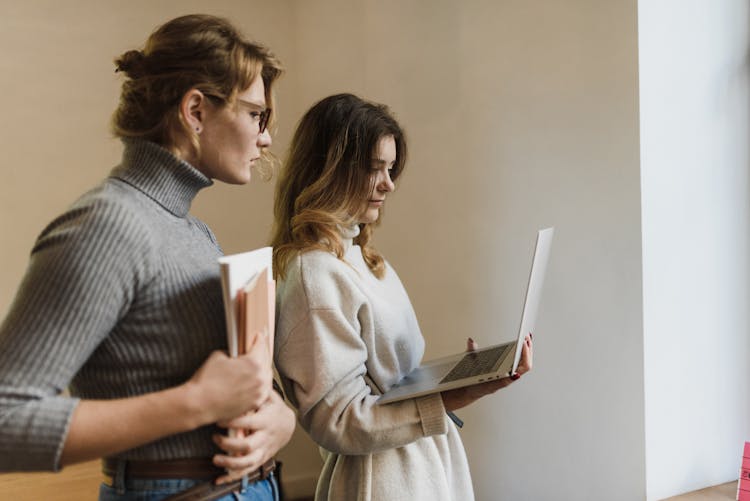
[1,1,649,499]
[287,1,645,499]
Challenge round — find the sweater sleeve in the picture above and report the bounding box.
[0,195,148,471]
[275,258,447,456]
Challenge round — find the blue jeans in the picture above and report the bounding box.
[98,472,279,501]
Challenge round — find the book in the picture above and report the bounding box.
[738,442,750,500]
[218,247,276,442]
[237,267,275,358]
[218,246,275,358]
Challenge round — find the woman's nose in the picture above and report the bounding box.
[379,171,395,192]
[257,128,272,147]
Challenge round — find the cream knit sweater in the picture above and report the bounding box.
[274,227,474,501]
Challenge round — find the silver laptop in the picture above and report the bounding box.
[378,227,554,405]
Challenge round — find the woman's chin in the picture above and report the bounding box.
[226,169,253,185]
[358,211,379,225]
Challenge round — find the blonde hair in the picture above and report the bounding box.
[112,14,283,164]
[271,94,407,279]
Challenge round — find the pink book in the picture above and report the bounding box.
[738,442,750,501]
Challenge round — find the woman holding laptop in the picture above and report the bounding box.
[271,93,533,500]
[0,14,294,500]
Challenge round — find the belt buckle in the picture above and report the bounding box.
[260,459,276,479]
[101,473,115,488]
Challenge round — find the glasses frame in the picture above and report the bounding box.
[204,93,272,134]
[237,99,272,134]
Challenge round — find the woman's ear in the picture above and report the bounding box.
[180,89,207,134]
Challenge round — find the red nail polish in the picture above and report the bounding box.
[511,374,521,381]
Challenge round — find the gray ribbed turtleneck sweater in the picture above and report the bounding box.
[0,140,227,471]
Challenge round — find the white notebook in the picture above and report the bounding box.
[218,246,275,358]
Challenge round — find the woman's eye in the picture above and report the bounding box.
[249,111,262,120]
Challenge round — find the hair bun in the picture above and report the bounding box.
[114,49,147,77]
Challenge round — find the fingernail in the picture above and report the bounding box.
[511,374,521,381]
[529,333,533,340]
[468,337,475,344]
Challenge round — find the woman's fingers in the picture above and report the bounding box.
[186,350,273,424]
[441,377,516,411]
[211,391,295,485]
[216,409,257,430]
[443,332,537,412]
[213,452,264,484]
[212,429,264,484]
[516,333,533,375]
[213,431,254,455]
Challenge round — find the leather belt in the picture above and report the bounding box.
[162,460,276,501]
[102,457,276,500]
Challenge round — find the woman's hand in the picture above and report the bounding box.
[211,389,296,484]
[441,334,533,412]
[516,333,533,375]
[60,334,275,466]
[183,332,273,427]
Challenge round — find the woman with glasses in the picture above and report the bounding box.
[271,93,533,501]
[0,14,294,500]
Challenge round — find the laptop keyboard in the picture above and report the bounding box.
[439,345,511,384]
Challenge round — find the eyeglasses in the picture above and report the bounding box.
[237,99,272,134]
[204,93,271,133]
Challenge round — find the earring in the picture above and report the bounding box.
[195,127,201,133]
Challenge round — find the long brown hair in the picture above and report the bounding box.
[112,14,283,162]
[271,93,407,280]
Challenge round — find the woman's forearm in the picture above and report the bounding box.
[59,382,208,466]
[60,346,272,466]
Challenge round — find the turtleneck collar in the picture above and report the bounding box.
[110,139,213,218]
[340,224,361,252]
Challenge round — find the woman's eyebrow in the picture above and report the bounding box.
[237,98,267,110]
[371,158,395,165]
